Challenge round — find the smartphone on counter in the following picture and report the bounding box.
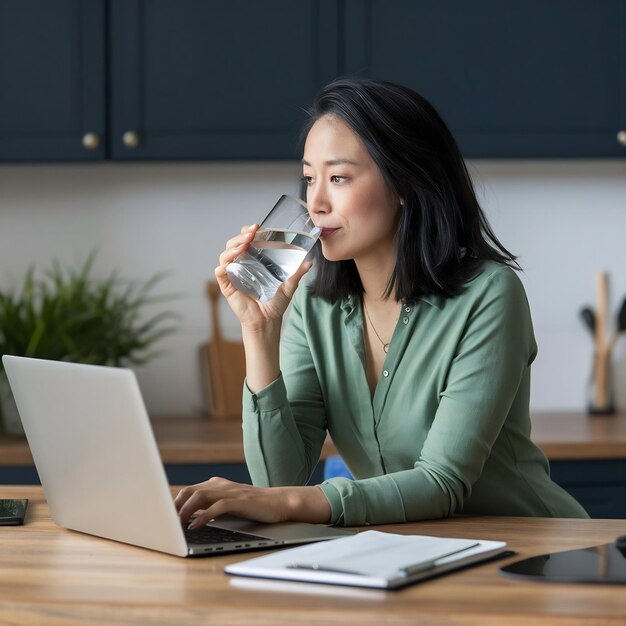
[0,499,28,525]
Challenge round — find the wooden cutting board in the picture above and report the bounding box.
[200,281,246,418]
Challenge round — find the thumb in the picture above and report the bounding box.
[281,260,313,299]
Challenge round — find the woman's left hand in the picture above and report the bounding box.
[174,477,332,529]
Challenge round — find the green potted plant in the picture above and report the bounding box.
[0,253,179,436]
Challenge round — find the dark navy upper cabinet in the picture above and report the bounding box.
[1,1,624,161]
[0,0,106,162]
[109,0,339,160]
[344,0,626,158]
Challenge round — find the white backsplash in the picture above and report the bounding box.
[1,159,625,414]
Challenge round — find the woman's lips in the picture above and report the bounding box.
[320,228,339,239]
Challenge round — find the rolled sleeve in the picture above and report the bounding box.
[242,284,327,488]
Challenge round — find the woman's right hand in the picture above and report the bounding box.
[214,224,312,332]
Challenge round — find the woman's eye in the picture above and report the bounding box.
[330,175,347,183]
[302,175,313,185]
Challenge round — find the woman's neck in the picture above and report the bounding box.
[355,255,398,303]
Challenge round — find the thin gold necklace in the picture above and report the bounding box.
[363,301,391,354]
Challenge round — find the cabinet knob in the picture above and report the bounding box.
[82,132,100,150]
[618,131,626,147]
[122,131,141,148]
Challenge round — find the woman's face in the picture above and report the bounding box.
[302,115,400,266]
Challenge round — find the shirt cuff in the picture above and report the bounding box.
[319,475,408,526]
[243,374,288,413]
[317,481,345,525]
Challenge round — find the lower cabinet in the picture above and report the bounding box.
[3,459,623,518]
[549,460,626,519]
[1,462,326,488]
[322,456,626,519]
[162,458,626,518]
[165,462,326,487]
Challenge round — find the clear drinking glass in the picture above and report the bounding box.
[225,195,321,302]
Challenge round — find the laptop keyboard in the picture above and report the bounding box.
[184,524,270,546]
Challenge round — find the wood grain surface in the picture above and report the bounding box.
[1,486,625,625]
[4,411,626,467]
[205,281,247,419]
[0,415,338,466]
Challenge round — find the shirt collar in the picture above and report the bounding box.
[340,292,443,312]
[340,294,358,318]
[418,293,444,309]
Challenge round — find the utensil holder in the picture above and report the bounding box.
[588,349,616,415]
[586,271,616,416]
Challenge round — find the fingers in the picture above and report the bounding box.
[217,225,258,268]
[187,497,282,529]
[174,477,236,513]
[214,264,236,299]
[214,225,260,300]
[213,225,312,315]
[178,488,253,527]
[174,480,285,527]
[177,489,221,525]
[175,477,245,519]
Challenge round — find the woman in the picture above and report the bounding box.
[176,78,588,528]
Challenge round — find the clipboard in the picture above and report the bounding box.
[225,530,508,589]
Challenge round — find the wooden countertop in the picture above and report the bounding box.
[530,411,626,460]
[1,485,625,625]
[0,414,339,466]
[2,412,626,466]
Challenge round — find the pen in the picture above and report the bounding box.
[400,542,480,576]
[287,563,365,576]
[287,542,482,578]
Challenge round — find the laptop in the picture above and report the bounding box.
[2,355,353,557]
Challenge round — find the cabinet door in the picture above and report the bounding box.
[0,0,106,162]
[344,0,626,157]
[109,0,339,160]
[550,460,626,519]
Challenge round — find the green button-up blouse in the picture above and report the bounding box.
[242,261,588,525]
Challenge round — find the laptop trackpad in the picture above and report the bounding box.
[207,515,351,541]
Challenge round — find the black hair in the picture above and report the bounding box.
[300,78,519,303]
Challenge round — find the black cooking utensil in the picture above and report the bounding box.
[616,297,626,333]
[580,307,596,334]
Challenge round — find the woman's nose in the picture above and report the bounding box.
[307,183,329,215]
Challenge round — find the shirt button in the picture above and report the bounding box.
[383,370,389,377]
[403,316,409,324]
[404,306,411,313]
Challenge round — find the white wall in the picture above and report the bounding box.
[1,160,625,414]
[472,160,626,412]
